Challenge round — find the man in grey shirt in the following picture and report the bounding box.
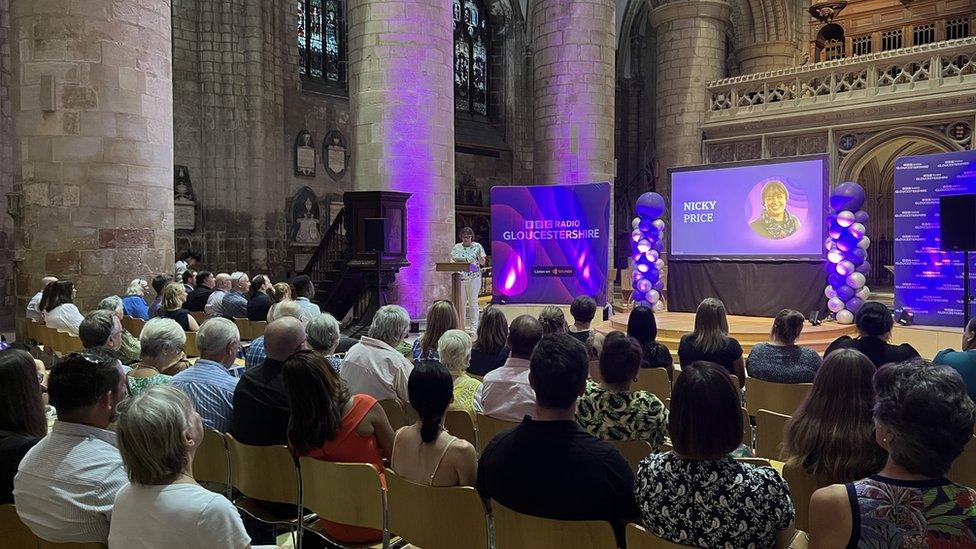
[221,272,251,318]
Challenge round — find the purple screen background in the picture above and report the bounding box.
[670,158,827,257]
[894,150,976,327]
[490,183,610,304]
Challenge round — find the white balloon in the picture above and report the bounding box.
[824,286,837,299]
[846,272,866,290]
[836,309,854,324]
[653,300,666,312]
[856,287,870,301]
[655,259,665,270]
[632,217,641,230]
[858,236,871,249]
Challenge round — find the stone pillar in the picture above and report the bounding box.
[348,0,454,318]
[737,41,797,74]
[531,0,616,187]
[650,0,730,198]
[10,0,174,331]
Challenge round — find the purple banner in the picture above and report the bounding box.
[490,183,610,305]
[894,149,976,327]
[670,157,827,258]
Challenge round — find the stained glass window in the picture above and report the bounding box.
[298,0,346,85]
[454,0,489,116]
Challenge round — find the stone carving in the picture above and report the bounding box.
[174,165,196,231]
[323,129,349,180]
[798,133,828,155]
[769,136,798,158]
[706,143,735,163]
[947,121,972,143]
[734,140,762,161]
[292,187,322,246]
[295,130,316,177]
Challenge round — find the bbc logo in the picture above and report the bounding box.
[523,220,554,229]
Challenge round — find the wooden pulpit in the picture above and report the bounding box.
[436,261,477,331]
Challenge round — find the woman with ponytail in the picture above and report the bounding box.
[391,360,477,486]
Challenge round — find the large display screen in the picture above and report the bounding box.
[670,157,828,258]
[491,182,610,304]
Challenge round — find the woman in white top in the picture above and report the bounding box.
[39,280,85,336]
[392,360,477,486]
[450,227,486,331]
[109,385,251,549]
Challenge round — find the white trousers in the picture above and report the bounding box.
[462,276,481,330]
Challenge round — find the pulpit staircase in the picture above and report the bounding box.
[302,208,370,334]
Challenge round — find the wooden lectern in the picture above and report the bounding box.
[436,261,477,331]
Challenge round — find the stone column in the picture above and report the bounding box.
[737,41,797,74]
[10,0,174,330]
[531,0,616,186]
[650,0,730,198]
[347,0,454,318]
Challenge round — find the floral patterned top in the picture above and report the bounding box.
[635,453,795,549]
[450,242,485,281]
[449,373,482,413]
[576,380,668,450]
[127,372,173,396]
[846,475,976,548]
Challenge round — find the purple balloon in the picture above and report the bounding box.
[837,260,856,276]
[644,269,661,283]
[652,240,665,252]
[652,280,664,291]
[631,291,646,303]
[835,234,858,252]
[828,273,846,287]
[854,210,870,224]
[830,182,866,212]
[855,260,872,275]
[636,192,667,220]
[836,285,855,301]
[635,278,653,294]
[828,220,845,240]
[846,297,865,313]
[851,247,867,262]
[637,219,655,233]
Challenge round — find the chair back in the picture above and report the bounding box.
[225,434,299,506]
[385,470,488,549]
[379,399,409,430]
[475,414,519,453]
[184,331,199,357]
[444,409,478,447]
[122,317,145,337]
[948,434,976,488]
[782,462,829,532]
[250,320,268,338]
[0,503,40,549]
[635,368,671,400]
[27,321,41,344]
[64,334,84,353]
[741,406,752,449]
[755,409,791,460]
[233,318,250,340]
[189,311,205,324]
[745,378,812,417]
[193,429,230,487]
[609,439,652,474]
[626,523,696,548]
[492,501,618,549]
[298,457,385,530]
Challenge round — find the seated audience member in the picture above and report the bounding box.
[129,318,188,394]
[109,385,250,549]
[341,305,414,402]
[284,350,394,544]
[824,301,920,368]
[245,300,307,370]
[782,348,885,484]
[79,309,125,354]
[232,317,308,445]
[678,298,745,387]
[568,295,598,343]
[576,332,668,449]
[267,281,291,321]
[148,274,173,318]
[26,275,58,322]
[246,274,274,321]
[627,305,674,375]
[477,334,639,538]
[635,361,795,548]
[172,318,242,433]
[307,312,343,372]
[747,309,822,383]
[538,305,568,335]
[184,271,215,312]
[394,360,477,486]
[438,329,482,412]
[468,306,510,376]
[174,249,200,279]
[40,280,85,336]
[0,350,46,504]
[181,269,196,294]
[14,352,128,544]
[291,274,321,318]
[97,296,141,364]
[933,316,976,401]
[122,278,151,320]
[205,272,232,318]
[809,360,976,548]
[473,314,543,421]
[221,271,250,318]
[162,282,199,332]
[586,330,606,381]
[412,300,458,361]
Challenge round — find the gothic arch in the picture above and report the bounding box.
[838,127,964,184]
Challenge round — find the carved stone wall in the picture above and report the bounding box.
[0,0,12,330]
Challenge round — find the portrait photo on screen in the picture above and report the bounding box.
[670,156,827,258]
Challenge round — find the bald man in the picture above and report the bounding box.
[205,273,233,318]
[231,317,308,445]
[27,276,58,321]
[244,300,308,371]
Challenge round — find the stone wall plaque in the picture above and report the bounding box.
[295,131,316,177]
[292,186,322,246]
[173,165,196,230]
[324,129,349,180]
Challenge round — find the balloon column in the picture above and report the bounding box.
[824,182,871,324]
[631,192,667,310]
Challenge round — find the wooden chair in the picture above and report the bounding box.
[189,311,205,324]
[39,326,59,354]
[63,333,84,353]
[609,439,653,475]
[755,409,791,461]
[492,501,618,549]
[385,470,488,549]
[298,457,390,548]
[782,462,829,532]
[741,406,752,449]
[122,316,145,337]
[948,434,976,488]
[474,414,519,454]
[626,523,696,548]
[194,429,231,498]
[225,434,303,531]
[0,503,41,549]
[617,267,635,312]
[744,378,812,417]
[27,320,41,344]
[379,399,409,430]
[250,320,267,338]
[183,331,199,357]
[634,367,671,400]
[444,409,478,448]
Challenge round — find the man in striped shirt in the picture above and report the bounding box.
[172,317,242,433]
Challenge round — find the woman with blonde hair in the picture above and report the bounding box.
[468,306,509,376]
[266,282,293,322]
[538,305,568,336]
[677,298,744,387]
[437,329,482,412]
[161,283,199,332]
[412,300,459,361]
[122,278,151,320]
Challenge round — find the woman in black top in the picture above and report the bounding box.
[247,274,274,321]
[627,305,674,378]
[823,301,920,368]
[161,283,199,332]
[0,349,47,504]
[677,298,745,387]
[468,306,509,376]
